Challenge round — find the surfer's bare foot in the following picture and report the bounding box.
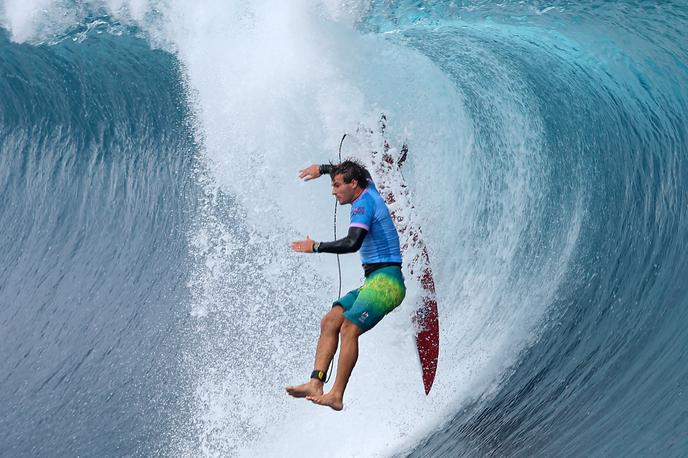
[306,391,344,411]
[286,379,323,398]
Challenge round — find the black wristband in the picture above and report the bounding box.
[319,164,333,175]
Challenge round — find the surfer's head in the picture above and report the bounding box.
[330,159,369,204]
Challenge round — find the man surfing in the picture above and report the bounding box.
[287,159,406,411]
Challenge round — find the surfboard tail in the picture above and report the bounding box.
[414,292,440,395]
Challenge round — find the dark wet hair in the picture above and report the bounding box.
[331,159,370,189]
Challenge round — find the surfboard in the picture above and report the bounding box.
[367,115,440,395]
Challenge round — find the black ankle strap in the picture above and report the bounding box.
[310,370,326,382]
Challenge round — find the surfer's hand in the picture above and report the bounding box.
[298,164,321,181]
[291,236,316,253]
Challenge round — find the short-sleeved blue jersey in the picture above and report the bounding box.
[349,180,402,265]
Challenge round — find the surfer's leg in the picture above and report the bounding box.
[314,305,345,371]
[286,307,345,398]
[307,319,363,411]
[331,319,363,397]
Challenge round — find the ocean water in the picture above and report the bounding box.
[1,1,687,456]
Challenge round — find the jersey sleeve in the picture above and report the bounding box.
[350,195,374,231]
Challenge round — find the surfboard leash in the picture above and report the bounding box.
[324,133,347,385]
[334,133,346,299]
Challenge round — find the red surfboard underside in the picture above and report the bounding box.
[414,263,440,395]
[370,121,440,394]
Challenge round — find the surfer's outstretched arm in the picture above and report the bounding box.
[291,227,367,254]
[299,163,374,186]
[315,227,367,254]
[298,163,334,181]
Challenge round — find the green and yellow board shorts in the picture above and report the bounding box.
[334,266,406,332]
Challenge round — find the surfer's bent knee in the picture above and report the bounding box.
[320,308,343,332]
[340,318,364,337]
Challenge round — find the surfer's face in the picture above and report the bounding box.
[331,174,359,204]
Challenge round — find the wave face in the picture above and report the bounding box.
[1,1,688,456]
[0,26,199,456]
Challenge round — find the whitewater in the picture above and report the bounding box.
[1,1,687,456]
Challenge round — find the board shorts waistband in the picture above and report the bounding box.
[362,262,402,277]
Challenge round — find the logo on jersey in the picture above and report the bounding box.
[352,207,366,215]
[358,311,369,323]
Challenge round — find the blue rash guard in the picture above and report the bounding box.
[349,180,402,265]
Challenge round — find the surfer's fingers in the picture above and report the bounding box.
[290,239,311,252]
[299,164,321,181]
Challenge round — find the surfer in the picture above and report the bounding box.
[286,160,406,411]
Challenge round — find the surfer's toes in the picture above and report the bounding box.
[286,381,323,398]
[306,393,344,411]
